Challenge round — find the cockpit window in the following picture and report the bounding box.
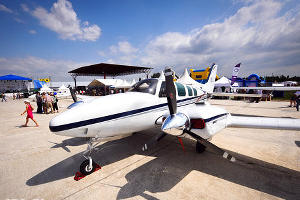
[175,82,186,96]
[193,88,197,96]
[187,86,193,96]
[128,79,158,95]
[67,101,84,109]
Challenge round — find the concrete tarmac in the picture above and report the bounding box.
[0,98,299,200]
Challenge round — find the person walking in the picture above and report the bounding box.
[52,92,59,113]
[36,92,43,113]
[21,100,39,127]
[1,93,7,102]
[289,93,297,107]
[296,93,300,112]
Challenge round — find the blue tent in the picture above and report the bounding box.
[33,80,46,89]
[0,74,32,81]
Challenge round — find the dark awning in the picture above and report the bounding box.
[68,63,152,77]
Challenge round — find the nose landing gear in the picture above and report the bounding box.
[74,137,102,181]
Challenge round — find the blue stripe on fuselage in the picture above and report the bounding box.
[49,96,199,132]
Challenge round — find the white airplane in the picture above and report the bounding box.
[49,64,300,176]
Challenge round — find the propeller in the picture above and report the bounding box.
[142,67,189,151]
[69,87,78,102]
[184,130,236,162]
[156,66,236,162]
[161,67,190,136]
[164,67,177,115]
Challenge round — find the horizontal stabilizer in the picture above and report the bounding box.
[228,116,300,130]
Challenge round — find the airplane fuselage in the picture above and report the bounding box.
[49,79,228,140]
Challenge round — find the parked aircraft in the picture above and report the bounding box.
[49,64,300,176]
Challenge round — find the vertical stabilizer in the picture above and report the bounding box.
[202,64,218,94]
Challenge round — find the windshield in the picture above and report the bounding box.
[67,101,84,109]
[128,79,158,95]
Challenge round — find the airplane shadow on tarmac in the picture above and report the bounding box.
[27,130,300,200]
[49,137,88,152]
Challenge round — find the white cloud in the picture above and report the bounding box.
[100,41,139,65]
[29,30,37,34]
[109,41,138,55]
[0,4,13,13]
[14,18,25,24]
[30,0,101,41]
[21,3,29,13]
[0,56,90,81]
[140,0,300,76]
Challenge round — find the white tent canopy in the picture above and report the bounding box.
[215,76,231,87]
[88,79,134,88]
[177,68,200,86]
[58,85,70,93]
[40,84,53,93]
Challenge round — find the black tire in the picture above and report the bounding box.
[80,159,97,176]
[196,141,206,153]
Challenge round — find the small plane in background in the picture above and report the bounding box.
[49,64,300,176]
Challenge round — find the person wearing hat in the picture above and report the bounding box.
[21,100,39,127]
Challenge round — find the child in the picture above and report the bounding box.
[21,100,39,127]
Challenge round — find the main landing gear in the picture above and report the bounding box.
[74,137,102,180]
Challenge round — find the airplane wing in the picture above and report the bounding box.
[212,92,262,98]
[233,86,300,91]
[227,115,300,130]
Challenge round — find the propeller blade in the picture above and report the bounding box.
[142,132,167,151]
[69,87,77,102]
[164,67,177,115]
[184,129,236,162]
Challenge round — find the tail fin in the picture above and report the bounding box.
[202,64,217,94]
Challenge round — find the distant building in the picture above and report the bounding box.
[0,74,32,92]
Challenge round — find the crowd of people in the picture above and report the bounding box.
[35,92,59,114]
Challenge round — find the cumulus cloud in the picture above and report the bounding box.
[110,41,138,55]
[21,3,29,13]
[29,0,101,41]
[0,4,13,13]
[101,41,139,65]
[141,0,300,76]
[29,30,37,34]
[0,56,90,81]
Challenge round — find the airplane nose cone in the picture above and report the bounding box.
[49,115,61,132]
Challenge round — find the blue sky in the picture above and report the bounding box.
[0,0,300,81]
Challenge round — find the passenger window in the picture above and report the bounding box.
[193,88,197,96]
[159,81,167,97]
[187,86,193,96]
[175,82,186,96]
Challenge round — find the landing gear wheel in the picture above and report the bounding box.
[80,159,97,176]
[196,141,206,153]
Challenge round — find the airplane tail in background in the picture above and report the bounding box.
[231,63,241,85]
[202,63,217,94]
